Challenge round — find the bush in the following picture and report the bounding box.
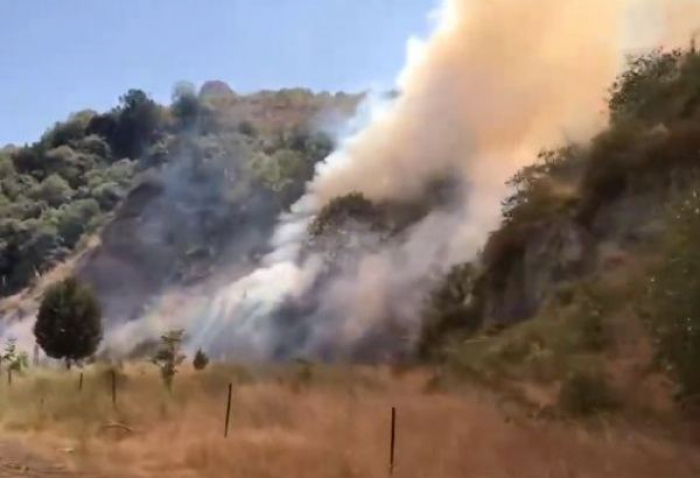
[193,349,209,371]
[558,370,617,416]
[51,199,101,247]
[609,49,682,123]
[30,174,73,207]
[645,184,700,399]
[238,120,257,137]
[72,134,112,158]
[418,263,483,359]
[308,192,385,237]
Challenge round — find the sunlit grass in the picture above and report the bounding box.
[0,362,697,477]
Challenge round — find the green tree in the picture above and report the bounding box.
[152,330,186,391]
[34,277,103,368]
[1,174,37,202]
[51,198,101,247]
[41,110,94,148]
[72,134,112,158]
[31,174,73,207]
[44,146,99,188]
[171,81,201,130]
[609,49,682,123]
[90,89,161,160]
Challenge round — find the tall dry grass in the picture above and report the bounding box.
[0,363,699,478]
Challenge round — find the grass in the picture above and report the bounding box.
[0,363,698,477]
[442,265,670,420]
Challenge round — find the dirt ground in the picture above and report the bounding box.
[0,438,128,477]
[0,439,73,477]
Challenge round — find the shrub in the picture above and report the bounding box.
[558,370,617,416]
[418,263,483,359]
[308,192,385,237]
[501,147,582,226]
[645,184,700,399]
[192,349,209,371]
[30,174,73,208]
[152,330,186,392]
[1,338,29,377]
[238,120,257,137]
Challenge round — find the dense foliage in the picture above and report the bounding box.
[0,91,149,296]
[34,277,102,366]
[645,183,700,401]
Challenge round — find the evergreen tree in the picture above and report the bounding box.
[34,277,102,368]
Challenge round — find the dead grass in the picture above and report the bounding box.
[0,363,698,478]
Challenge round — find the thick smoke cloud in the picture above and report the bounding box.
[167,0,700,361]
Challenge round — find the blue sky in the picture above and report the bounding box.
[0,0,438,146]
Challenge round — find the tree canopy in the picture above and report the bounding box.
[34,277,103,366]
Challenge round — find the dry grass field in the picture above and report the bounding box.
[0,363,699,478]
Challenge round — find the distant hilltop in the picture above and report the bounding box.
[199,80,237,101]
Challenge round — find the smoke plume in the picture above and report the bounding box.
[161,0,700,360]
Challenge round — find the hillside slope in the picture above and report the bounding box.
[420,47,700,413]
[0,83,361,338]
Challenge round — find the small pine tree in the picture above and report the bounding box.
[1,338,28,384]
[152,330,186,392]
[193,349,209,371]
[34,277,102,369]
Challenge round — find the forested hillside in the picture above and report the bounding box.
[0,83,360,308]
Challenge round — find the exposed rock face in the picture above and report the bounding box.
[76,165,277,325]
[479,173,683,327]
[482,219,593,325]
[77,179,168,323]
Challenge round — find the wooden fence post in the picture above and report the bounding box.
[111,369,116,407]
[389,407,396,475]
[224,383,232,437]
